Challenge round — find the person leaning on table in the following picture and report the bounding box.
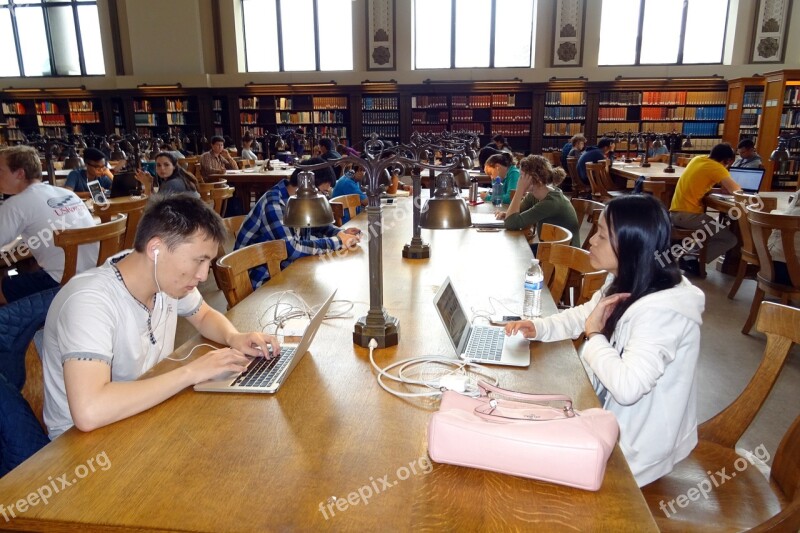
[199,135,238,179]
[506,194,705,487]
[41,194,280,439]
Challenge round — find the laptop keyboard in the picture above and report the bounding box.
[464,326,504,361]
[233,347,296,388]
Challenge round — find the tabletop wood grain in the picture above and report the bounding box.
[0,198,657,532]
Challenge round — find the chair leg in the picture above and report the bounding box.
[727,259,748,299]
[742,286,765,335]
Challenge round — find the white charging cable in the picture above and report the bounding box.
[367,338,498,399]
[166,343,218,362]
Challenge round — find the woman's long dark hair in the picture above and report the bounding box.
[155,151,198,192]
[601,194,682,337]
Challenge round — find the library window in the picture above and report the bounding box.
[413,0,535,69]
[0,0,105,77]
[241,0,353,72]
[598,0,728,66]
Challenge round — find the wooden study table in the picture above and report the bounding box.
[208,168,295,210]
[0,198,656,532]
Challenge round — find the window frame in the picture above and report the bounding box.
[600,0,730,66]
[241,0,354,73]
[413,0,535,69]
[1,0,102,77]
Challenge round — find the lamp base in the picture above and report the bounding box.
[624,158,633,163]
[663,167,676,173]
[353,314,400,348]
[640,162,651,167]
[402,242,431,259]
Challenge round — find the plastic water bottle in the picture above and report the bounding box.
[491,177,503,207]
[523,259,544,318]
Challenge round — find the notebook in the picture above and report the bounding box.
[433,278,530,367]
[470,213,505,229]
[194,289,336,393]
[729,168,765,194]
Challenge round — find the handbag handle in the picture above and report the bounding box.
[478,380,573,410]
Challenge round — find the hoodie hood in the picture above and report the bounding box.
[602,275,705,327]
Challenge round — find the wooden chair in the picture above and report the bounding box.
[535,223,573,286]
[538,243,606,307]
[197,181,227,207]
[216,240,288,309]
[741,205,800,334]
[329,194,362,226]
[54,214,127,285]
[209,186,235,216]
[585,162,624,202]
[676,155,694,167]
[566,156,589,198]
[571,197,605,249]
[211,215,248,290]
[21,339,45,428]
[670,226,708,278]
[94,195,148,250]
[642,302,800,532]
[641,180,669,205]
[728,192,779,300]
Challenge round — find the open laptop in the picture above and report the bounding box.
[109,171,143,198]
[729,168,765,194]
[433,278,529,367]
[194,289,336,393]
[470,213,505,229]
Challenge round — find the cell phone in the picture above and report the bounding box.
[476,228,501,232]
[490,315,522,325]
[87,180,108,205]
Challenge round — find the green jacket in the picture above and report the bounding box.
[484,166,520,205]
[503,188,581,247]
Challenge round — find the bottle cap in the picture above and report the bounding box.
[531,258,539,265]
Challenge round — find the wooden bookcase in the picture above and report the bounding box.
[722,77,765,148]
[542,89,587,151]
[361,94,400,142]
[131,94,200,138]
[758,69,800,190]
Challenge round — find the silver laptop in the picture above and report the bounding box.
[471,213,505,229]
[433,278,530,367]
[194,289,336,393]
[729,168,765,194]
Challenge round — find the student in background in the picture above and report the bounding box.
[199,135,238,179]
[577,138,615,186]
[731,138,763,168]
[330,164,368,223]
[64,147,113,194]
[235,158,361,288]
[562,133,587,168]
[646,141,669,163]
[483,134,512,154]
[135,152,200,197]
[240,132,258,161]
[318,138,342,178]
[506,194,704,487]
[42,194,280,439]
[0,146,97,304]
[767,187,800,285]
[670,143,740,275]
[480,152,519,205]
[496,154,580,250]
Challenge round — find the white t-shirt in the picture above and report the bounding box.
[768,193,800,263]
[0,183,97,282]
[42,253,203,439]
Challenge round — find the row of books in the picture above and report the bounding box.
[682,122,724,136]
[451,109,475,121]
[133,100,153,112]
[596,122,639,135]
[166,100,191,112]
[598,107,631,121]
[780,109,800,128]
[363,125,399,138]
[362,97,398,110]
[411,124,448,134]
[742,91,764,108]
[543,122,585,136]
[599,92,642,105]
[362,111,399,124]
[312,110,346,123]
[545,91,586,105]
[740,108,761,127]
[36,115,66,126]
[276,111,312,123]
[308,125,347,137]
[68,101,95,112]
[1,103,25,114]
[165,114,189,125]
[640,106,725,120]
[491,109,531,121]
[134,113,158,126]
[450,122,486,135]
[241,126,266,137]
[492,125,531,136]
[412,111,448,124]
[784,87,800,106]
[544,106,586,120]
[69,112,101,124]
[410,96,448,109]
[239,97,260,110]
[213,99,224,111]
[312,97,348,110]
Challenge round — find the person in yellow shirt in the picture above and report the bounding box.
[670,143,741,275]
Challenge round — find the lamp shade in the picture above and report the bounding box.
[420,172,471,229]
[770,138,790,163]
[284,171,335,228]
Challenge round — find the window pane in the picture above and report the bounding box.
[16,6,51,76]
[598,0,639,65]
[0,10,19,76]
[414,0,451,69]
[280,0,315,71]
[454,0,490,68]
[48,6,80,75]
[494,0,533,67]
[640,0,682,64]
[683,0,726,63]
[77,5,104,75]
[318,0,352,71]
[243,0,279,72]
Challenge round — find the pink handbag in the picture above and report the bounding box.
[427,381,619,491]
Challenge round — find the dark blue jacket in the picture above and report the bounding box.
[577,146,606,185]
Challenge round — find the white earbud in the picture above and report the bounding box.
[153,248,162,309]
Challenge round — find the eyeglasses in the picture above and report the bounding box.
[86,163,107,170]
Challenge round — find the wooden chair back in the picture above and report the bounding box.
[54,214,127,285]
[727,192,778,299]
[216,240,288,309]
[209,186,235,216]
[542,243,607,307]
[566,156,588,197]
[329,194,362,226]
[641,180,668,205]
[94,195,148,250]
[570,197,605,249]
[536,223,573,285]
[676,155,694,167]
[584,162,612,201]
[211,215,248,290]
[21,339,45,428]
[747,205,800,290]
[643,302,800,532]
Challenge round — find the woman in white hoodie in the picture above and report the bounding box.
[506,194,705,487]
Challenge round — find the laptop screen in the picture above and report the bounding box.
[728,168,765,193]
[434,280,469,352]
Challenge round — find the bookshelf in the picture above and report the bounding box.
[238,95,271,138]
[361,95,399,141]
[410,94,448,135]
[542,90,587,150]
[131,95,199,138]
[722,77,765,149]
[489,93,532,149]
[272,95,349,139]
[0,101,30,142]
[758,70,800,190]
[211,96,229,138]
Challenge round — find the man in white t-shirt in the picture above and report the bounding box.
[42,194,280,439]
[0,145,97,304]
